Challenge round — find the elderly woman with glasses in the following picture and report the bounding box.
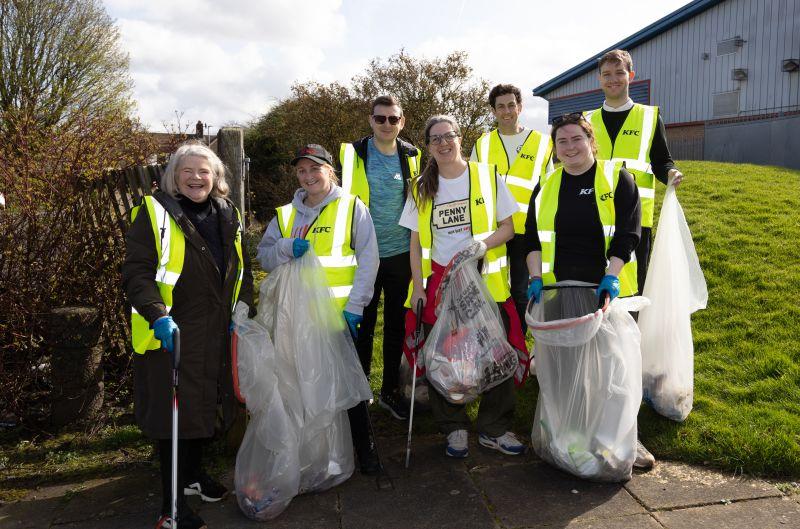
[399,114,527,459]
[523,113,655,469]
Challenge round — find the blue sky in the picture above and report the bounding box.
[104,0,690,134]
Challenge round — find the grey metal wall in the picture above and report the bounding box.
[704,114,800,169]
[546,0,800,124]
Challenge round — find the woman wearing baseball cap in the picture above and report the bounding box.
[256,144,381,474]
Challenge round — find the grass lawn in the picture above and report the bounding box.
[362,160,800,479]
[1,160,798,501]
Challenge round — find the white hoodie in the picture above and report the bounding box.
[256,185,379,315]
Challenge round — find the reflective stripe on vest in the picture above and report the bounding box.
[535,161,638,297]
[339,142,422,207]
[475,129,553,234]
[405,161,510,307]
[129,196,245,354]
[277,193,358,309]
[586,104,659,227]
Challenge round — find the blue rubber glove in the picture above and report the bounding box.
[527,277,544,303]
[153,316,178,353]
[596,274,620,302]
[292,238,310,258]
[343,311,362,339]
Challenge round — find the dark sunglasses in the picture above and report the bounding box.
[372,114,402,125]
[552,112,586,125]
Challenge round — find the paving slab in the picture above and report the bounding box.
[472,460,647,528]
[0,495,64,529]
[55,511,152,528]
[654,496,800,529]
[53,472,160,524]
[198,487,341,529]
[561,513,663,528]
[624,461,783,510]
[339,466,495,529]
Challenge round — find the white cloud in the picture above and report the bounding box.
[105,0,689,132]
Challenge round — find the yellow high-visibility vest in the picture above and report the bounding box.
[339,143,421,207]
[474,129,552,234]
[586,104,659,228]
[277,194,358,309]
[534,161,638,297]
[129,195,245,354]
[405,161,510,306]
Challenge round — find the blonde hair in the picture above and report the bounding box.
[162,142,230,198]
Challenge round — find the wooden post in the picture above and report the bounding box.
[217,127,246,229]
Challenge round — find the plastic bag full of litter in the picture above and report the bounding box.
[638,181,708,422]
[423,242,516,404]
[233,250,372,520]
[526,282,648,482]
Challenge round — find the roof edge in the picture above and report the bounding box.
[532,0,726,97]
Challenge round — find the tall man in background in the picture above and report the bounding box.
[472,84,553,330]
[586,49,684,294]
[340,95,421,420]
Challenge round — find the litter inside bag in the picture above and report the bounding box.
[233,251,372,520]
[526,282,647,482]
[639,183,707,422]
[423,247,516,404]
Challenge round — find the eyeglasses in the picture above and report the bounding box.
[552,112,586,126]
[429,131,460,145]
[372,114,402,125]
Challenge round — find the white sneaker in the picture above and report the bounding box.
[445,429,469,458]
[479,431,525,455]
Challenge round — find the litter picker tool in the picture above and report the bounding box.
[156,328,181,529]
[404,298,424,468]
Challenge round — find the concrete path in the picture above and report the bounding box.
[1,434,798,528]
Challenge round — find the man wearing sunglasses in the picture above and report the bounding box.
[339,95,422,421]
[471,84,553,331]
[585,49,684,295]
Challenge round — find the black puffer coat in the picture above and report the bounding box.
[122,191,254,439]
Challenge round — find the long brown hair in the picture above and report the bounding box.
[413,115,462,208]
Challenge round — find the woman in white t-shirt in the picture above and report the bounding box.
[399,115,526,459]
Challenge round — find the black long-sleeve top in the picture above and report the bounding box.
[600,109,676,184]
[524,162,641,284]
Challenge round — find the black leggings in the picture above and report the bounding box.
[157,438,205,509]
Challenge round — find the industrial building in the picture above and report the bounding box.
[533,0,800,169]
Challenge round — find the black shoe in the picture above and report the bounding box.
[356,443,382,476]
[184,471,228,502]
[378,391,409,420]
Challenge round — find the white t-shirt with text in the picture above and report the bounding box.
[399,168,517,266]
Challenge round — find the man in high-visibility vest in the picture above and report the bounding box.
[339,95,422,421]
[472,84,553,329]
[585,49,684,294]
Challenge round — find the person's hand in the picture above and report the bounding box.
[343,311,362,339]
[292,238,310,258]
[596,274,620,303]
[668,168,684,187]
[527,276,544,303]
[411,288,426,315]
[153,316,178,353]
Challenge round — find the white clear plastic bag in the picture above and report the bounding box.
[526,282,648,482]
[233,250,372,520]
[638,183,708,422]
[423,247,516,405]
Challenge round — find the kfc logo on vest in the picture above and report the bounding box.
[311,226,332,233]
[622,130,640,136]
